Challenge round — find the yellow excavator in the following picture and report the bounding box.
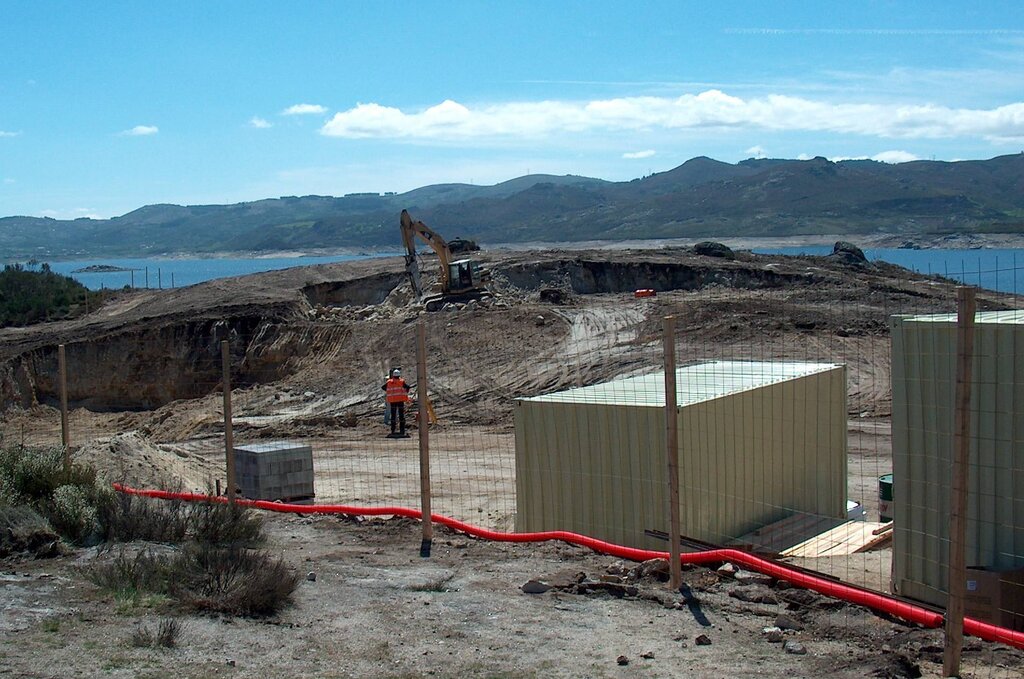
[400,209,491,311]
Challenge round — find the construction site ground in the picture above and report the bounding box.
[3,243,1024,677]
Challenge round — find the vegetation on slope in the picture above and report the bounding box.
[0,263,107,327]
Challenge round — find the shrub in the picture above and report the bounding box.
[45,485,99,544]
[0,505,60,558]
[98,492,189,544]
[91,543,298,618]
[0,444,108,545]
[130,618,181,648]
[188,501,264,547]
[171,543,300,617]
[88,547,174,598]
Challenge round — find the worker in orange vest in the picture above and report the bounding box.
[382,368,412,438]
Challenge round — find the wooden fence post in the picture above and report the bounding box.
[664,316,682,591]
[943,286,976,678]
[58,344,70,462]
[221,339,236,503]
[416,321,433,557]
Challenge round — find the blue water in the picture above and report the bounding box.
[19,247,1024,295]
[753,247,1024,295]
[38,254,396,291]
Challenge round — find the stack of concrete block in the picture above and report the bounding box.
[233,441,314,501]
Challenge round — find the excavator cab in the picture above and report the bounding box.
[448,259,485,293]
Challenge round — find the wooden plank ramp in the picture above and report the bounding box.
[729,512,893,558]
[781,520,892,558]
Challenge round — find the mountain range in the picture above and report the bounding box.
[4,154,1024,259]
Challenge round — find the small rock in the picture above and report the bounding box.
[306,571,316,582]
[717,563,737,577]
[762,626,784,643]
[733,569,774,586]
[783,641,807,655]
[227,659,236,667]
[616,655,629,666]
[521,579,551,594]
[729,587,779,605]
[535,315,546,326]
[775,613,804,631]
[695,634,712,646]
[640,651,655,659]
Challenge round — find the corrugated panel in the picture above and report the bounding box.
[523,360,843,408]
[515,363,847,548]
[891,314,1024,608]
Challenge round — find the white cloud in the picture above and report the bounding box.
[249,116,272,129]
[622,149,656,159]
[281,103,327,116]
[319,90,1024,144]
[828,150,922,163]
[745,145,767,158]
[871,150,920,163]
[40,207,104,219]
[0,130,21,137]
[120,125,159,136]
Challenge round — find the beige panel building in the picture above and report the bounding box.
[515,360,848,550]
[891,311,1024,607]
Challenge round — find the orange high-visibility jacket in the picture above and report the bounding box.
[384,378,411,403]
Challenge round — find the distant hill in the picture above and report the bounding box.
[3,154,1024,258]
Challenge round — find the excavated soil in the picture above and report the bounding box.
[2,245,1024,677]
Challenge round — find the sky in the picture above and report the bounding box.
[2,1,1024,219]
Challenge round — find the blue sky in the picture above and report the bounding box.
[2,1,1023,219]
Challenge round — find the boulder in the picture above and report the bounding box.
[694,241,735,260]
[830,241,867,265]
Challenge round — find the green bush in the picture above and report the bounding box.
[0,444,108,546]
[46,484,99,544]
[0,263,108,327]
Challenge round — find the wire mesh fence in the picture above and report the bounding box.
[4,252,1024,676]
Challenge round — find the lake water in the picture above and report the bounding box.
[30,247,1024,295]
[753,247,1024,295]
[43,254,397,291]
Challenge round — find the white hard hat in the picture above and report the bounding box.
[392,368,401,377]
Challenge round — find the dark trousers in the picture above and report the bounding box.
[389,402,406,433]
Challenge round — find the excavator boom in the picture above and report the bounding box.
[400,209,453,299]
[399,209,490,310]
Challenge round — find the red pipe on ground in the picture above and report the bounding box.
[111,484,1024,650]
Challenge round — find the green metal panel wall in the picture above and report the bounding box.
[891,314,1024,607]
[514,364,847,549]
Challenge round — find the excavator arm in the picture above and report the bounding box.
[400,209,453,298]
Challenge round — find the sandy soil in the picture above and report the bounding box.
[5,514,1024,679]
[4,246,1024,677]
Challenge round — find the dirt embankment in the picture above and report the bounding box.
[1,246,1016,426]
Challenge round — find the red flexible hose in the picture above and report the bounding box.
[112,483,1024,650]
